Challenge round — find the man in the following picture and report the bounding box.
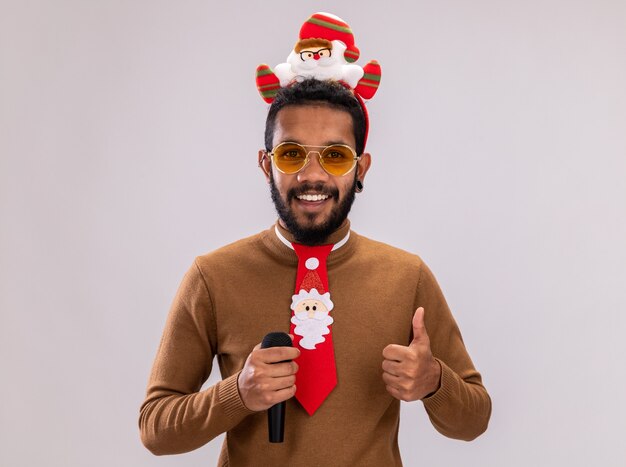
[139,78,491,465]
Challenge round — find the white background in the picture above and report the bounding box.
[1,1,625,466]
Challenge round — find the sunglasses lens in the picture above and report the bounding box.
[272,143,307,174]
[320,145,357,176]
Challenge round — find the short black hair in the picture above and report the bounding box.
[264,79,367,156]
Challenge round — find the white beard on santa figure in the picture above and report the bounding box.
[291,310,334,350]
[274,40,364,88]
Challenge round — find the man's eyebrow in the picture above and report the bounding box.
[274,139,354,148]
[281,140,351,146]
[322,140,351,146]
[276,137,301,144]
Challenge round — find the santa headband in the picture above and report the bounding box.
[255,12,382,151]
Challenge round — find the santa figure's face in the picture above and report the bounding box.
[288,38,344,76]
[299,47,331,62]
[295,47,334,71]
[294,299,329,320]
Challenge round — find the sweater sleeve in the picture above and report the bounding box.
[139,260,255,455]
[416,262,492,441]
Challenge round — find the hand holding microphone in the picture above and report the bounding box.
[237,332,299,442]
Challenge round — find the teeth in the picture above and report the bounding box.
[297,194,329,202]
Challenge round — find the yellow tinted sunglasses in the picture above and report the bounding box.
[266,142,360,177]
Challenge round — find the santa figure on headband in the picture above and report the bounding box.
[256,12,382,103]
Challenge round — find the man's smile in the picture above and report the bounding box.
[293,193,333,215]
[296,193,330,202]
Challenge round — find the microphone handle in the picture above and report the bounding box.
[268,401,286,443]
[260,332,292,443]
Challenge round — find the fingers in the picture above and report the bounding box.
[382,344,413,362]
[382,368,423,402]
[244,378,298,409]
[382,371,417,402]
[381,371,398,386]
[248,348,299,379]
[274,384,297,401]
[258,346,300,364]
[381,358,406,377]
[262,360,299,378]
[383,364,440,402]
[256,373,297,392]
[382,362,419,384]
[238,343,300,412]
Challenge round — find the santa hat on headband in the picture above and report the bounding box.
[299,12,360,63]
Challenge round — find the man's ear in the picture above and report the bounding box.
[357,152,372,182]
[258,149,271,182]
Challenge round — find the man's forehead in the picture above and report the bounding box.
[273,104,356,145]
[276,102,352,118]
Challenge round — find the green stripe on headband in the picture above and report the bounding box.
[344,50,359,63]
[259,83,280,90]
[363,73,381,82]
[307,17,352,34]
[357,81,379,88]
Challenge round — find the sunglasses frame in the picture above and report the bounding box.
[266,142,361,177]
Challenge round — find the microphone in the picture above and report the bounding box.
[261,332,293,443]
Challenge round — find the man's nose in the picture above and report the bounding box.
[297,152,329,183]
[313,53,320,60]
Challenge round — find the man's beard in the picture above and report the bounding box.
[269,171,357,245]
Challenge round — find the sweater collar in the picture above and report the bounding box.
[273,224,351,251]
[260,220,357,266]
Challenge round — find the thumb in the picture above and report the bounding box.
[411,307,428,344]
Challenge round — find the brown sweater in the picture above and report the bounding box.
[139,221,491,465]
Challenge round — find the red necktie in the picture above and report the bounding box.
[290,243,337,415]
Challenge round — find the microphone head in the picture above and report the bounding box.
[261,332,292,349]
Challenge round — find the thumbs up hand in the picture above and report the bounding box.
[382,307,442,401]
